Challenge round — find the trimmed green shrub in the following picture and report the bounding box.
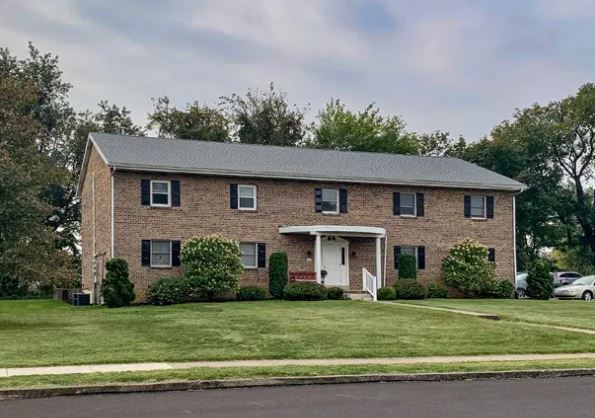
[394,279,426,299]
[237,286,267,301]
[147,277,187,305]
[101,258,135,308]
[283,282,328,301]
[377,286,396,300]
[442,239,495,298]
[480,279,514,299]
[527,260,553,300]
[427,281,448,298]
[327,287,344,300]
[398,254,417,279]
[268,252,288,299]
[181,235,243,301]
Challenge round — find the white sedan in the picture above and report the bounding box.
[553,275,595,301]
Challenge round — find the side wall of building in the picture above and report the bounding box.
[112,172,516,300]
[80,145,112,301]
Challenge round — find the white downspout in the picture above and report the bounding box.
[383,233,388,287]
[92,171,97,304]
[513,195,517,275]
[375,237,382,294]
[110,168,115,258]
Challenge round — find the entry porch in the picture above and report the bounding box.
[279,225,387,300]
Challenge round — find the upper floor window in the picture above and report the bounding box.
[321,188,339,214]
[399,192,416,216]
[151,240,172,268]
[151,180,171,207]
[470,195,485,218]
[238,185,257,210]
[240,242,258,268]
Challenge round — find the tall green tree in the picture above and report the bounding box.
[309,99,420,154]
[221,83,307,146]
[147,96,230,141]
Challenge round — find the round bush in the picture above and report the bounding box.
[268,252,288,299]
[327,287,344,300]
[147,277,187,305]
[377,286,396,300]
[237,285,267,301]
[442,239,495,298]
[426,281,448,298]
[394,279,426,299]
[181,235,243,301]
[494,280,514,299]
[101,258,135,308]
[527,260,553,300]
[283,282,328,301]
[398,254,417,279]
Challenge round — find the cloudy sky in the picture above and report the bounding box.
[1,0,594,139]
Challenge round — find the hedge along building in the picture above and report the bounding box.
[77,133,525,302]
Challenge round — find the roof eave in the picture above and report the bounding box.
[109,163,525,192]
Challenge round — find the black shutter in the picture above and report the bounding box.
[141,240,151,266]
[230,184,238,209]
[172,240,181,266]
[257,243,266,268]
[393,192,401,216]
[464,195,471,218]
[171,181,181,207]
[339,189,348,213]
[417,246,426,270]
[488,248,495,262]
[315,188,323,213]
[394,246,401,269]
[486,196,494,219]
[416,193,425,217]
[141,179,150,206]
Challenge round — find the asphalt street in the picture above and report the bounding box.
[1,376,593,417]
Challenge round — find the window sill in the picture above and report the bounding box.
[243,266,259,270]
[149,265,173,269]
[470,217,488,222]
[399,215,417,219]
[238,208,258,212]
[321,212,340,216]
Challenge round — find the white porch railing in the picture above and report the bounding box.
[362,268,377,301]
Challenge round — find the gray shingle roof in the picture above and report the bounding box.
[88,133,524,191]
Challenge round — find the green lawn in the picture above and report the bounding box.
[1,299,594,368]
[401,299,595,330]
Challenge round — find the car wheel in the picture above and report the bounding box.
[515,288,526,299]
[582,291,593,301]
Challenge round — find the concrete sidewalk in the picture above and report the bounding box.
[3,353,595,378]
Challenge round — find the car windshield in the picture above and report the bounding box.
[571,276,594,286]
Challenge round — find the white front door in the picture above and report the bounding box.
[321,236,349,287]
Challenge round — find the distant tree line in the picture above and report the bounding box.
[1,43,595,296]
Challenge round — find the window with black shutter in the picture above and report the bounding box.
[141,180,150,206]
[339,189,348,213]
[417,246,426,270]
[416,193,425,217]
[230,184,238,209]
[171,181,181,207]
[257,243,266,268]
[172,240,181,266]
[394,246,401,269]
[141,240,151,266]
[315,188,323,213]
[488,248,495,262]
[486,196,494,219]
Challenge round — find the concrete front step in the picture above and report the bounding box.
[345,292,373,301]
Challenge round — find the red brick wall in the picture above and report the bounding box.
[102,170,516,300]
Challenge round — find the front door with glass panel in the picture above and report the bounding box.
[321,236,349,287]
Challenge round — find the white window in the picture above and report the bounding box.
[400,192,416,217]
[470,195,486,218]
[151,180,171,207]
[238,185,257,210]
[240,242,257,268]
[321,188,339,214]
[401,246,417,259]
[151,240,172,267]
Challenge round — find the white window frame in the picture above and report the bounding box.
[150,240,172,268]
[240,242,258,269]
[470,195,486,219]
[321,188,339,214]
[400,246,418,261]
[399,192,417,217]
[238,185,257,211]
[150,180,171,207]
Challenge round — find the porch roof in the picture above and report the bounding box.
[279,225,386,237]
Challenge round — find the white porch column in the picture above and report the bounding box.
[315,234,322,283]
[375,236,382,288]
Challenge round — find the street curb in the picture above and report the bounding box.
[1,368,595,400]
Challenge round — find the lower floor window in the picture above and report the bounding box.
[151,240,172,267]
[240,242,257,268]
